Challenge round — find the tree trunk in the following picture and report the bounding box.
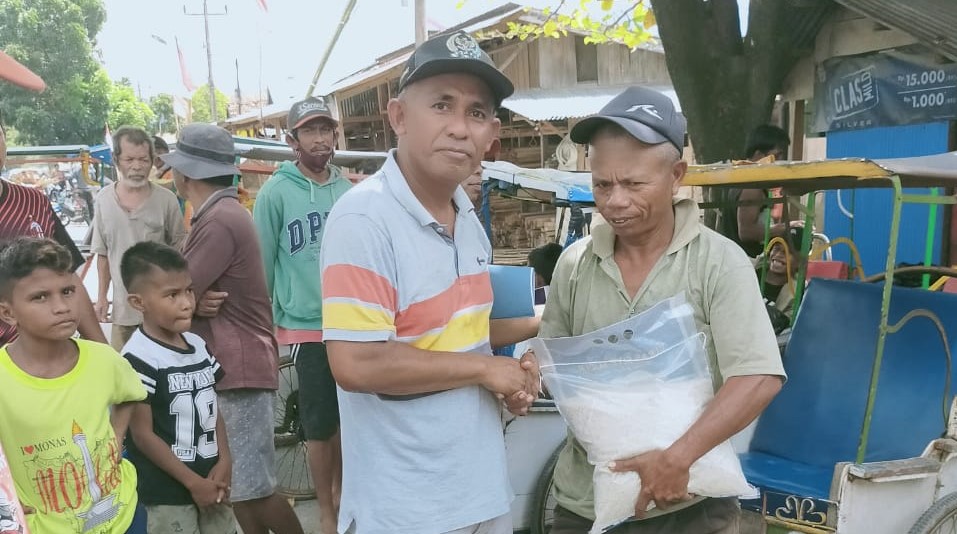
[654,0,833,227]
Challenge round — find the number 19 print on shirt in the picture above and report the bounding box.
[122,329,225,505]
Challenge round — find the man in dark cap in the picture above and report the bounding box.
[540,86,786,534]
[164,123,304,534]
[320,31,540,534]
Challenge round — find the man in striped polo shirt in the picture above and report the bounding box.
[321,31,540,534]
[0,120,106,346]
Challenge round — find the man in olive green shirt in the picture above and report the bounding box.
[541,86,786,534]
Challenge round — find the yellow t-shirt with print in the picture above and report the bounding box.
[0,339,147,533]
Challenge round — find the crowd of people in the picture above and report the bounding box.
[0,30,787,534]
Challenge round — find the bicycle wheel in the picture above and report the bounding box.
[530,444,564,534]
[273,357,316,500]
[274,357,299,446]
[909,491,957,534]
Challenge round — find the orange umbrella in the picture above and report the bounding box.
[0,50,45,92]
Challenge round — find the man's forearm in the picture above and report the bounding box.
[490,316,541,349]
[73,273,107,343]
[96,255,111,302]
[215,413,230,460]
[131,420,206,488]
[111,401,136,445]
[327,339,510,396]
[666,374,783,468]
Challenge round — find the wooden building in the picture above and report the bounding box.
[216,4,677,262]
[328,3,674,169]
[326,4,677,261]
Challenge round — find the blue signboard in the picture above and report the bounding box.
[813,52,957,132]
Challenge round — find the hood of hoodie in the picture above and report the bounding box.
[273,160,347,203]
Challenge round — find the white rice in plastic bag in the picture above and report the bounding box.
[553,376,756,533]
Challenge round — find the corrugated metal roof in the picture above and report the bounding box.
[223,102,291,125]
[328,4,526,94]
[789,1,836,51]
[836,0,957,61]
[328,3,663,96]
[501,85,679,122]
[328,52,411,94]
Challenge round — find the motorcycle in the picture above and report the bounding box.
[49,189,91,225]
[51,199,70,226]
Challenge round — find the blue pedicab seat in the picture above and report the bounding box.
[739,278,957,503]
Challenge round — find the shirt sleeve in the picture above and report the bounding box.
[49,206,85,271]
[708,249,787,381]
[111,349,149,404]
[122,352,159,401]
[204,343,226,383]
[538,250,576,339]
[182,219,235,299]
[320,212,398,342]
[252,184,280,294]
[165,195,187,250]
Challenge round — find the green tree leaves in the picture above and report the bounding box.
[0,0,111,144]
[190,84,229,124]
[108,79,154,131]
[492,1,654,50]
[148,94,177,134]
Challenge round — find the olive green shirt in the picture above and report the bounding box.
[539,197,786,521]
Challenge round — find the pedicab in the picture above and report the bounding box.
[680,151,957,534]
[2,144,107,226]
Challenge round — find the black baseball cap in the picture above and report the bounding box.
[287,97,337,131]
[398,31,514,106]
[570,86,686,151]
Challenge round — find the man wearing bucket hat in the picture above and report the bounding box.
[539,86,786,534]
[320,31,541,534]
[253,96,351,534]
[163,123,304,534]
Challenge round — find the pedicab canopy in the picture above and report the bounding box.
[683,151,957,192]
[3,145,108,187]
[481,160,594,204]
[481,151,957,204]
[232,136,387,169]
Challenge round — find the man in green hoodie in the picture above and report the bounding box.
[253,96,350,534]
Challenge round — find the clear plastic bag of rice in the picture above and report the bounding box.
[530,294,755,534]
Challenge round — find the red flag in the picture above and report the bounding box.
[257,0,268,12]
[175,37,197,93]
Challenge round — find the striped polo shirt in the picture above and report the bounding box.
[0,180,85,345]
[320,151,510,534]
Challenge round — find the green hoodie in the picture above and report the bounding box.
[253,161,352,331]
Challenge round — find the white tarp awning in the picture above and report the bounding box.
[502,85,680,122]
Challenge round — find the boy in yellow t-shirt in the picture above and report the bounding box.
[0,238,147,533]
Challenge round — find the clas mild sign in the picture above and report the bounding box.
[832,68,878,120]
[813,52,957,132]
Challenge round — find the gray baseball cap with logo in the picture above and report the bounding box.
[570,86,686,151]
[399,31,514,105]
[287,97,338,131]
[160,123,239,179]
